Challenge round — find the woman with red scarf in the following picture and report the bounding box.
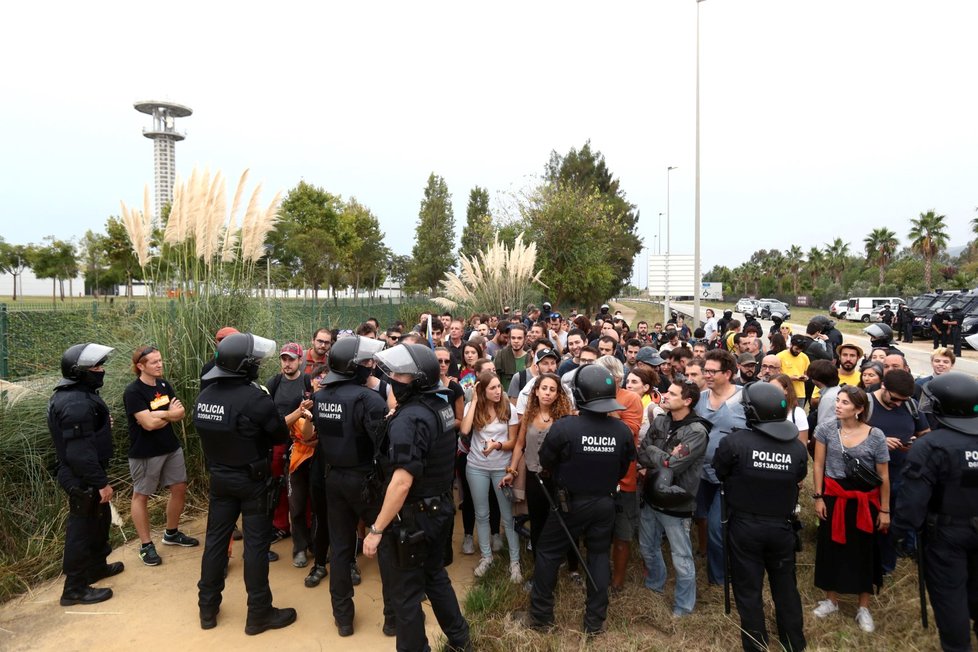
[811,385,890,633]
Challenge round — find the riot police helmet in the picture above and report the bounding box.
[809,315,835,333]
[571,364,625,413]
[922,372,978,435]
[542,301,552,313]
[863,323,893,347]
[57,342,115,388]
[742,381,799,441]
[374,343,440,394]
[324,335,386,384]
[202,332,277,381]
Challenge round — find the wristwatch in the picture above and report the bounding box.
[812,493,823,500]
[368,523,384,536]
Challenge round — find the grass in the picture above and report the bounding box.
[463,485,940,651]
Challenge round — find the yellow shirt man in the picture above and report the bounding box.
[776,349,810,402]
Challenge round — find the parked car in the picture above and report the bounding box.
[758,299,791,321]
[845,296,905,323]
[735,298,757,315]
[829,299,849,318]
[911,291,965,336]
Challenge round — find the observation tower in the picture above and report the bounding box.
[133,100,192,221]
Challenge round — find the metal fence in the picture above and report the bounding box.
[0,296,436,379]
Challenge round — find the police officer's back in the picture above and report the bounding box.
[193,333,295,635]
[307,335,392,637]
[525,364,635,635]
[361,343,471,652]
[48,343,120,606]
[895,372,978,652]
[714,382,808,652]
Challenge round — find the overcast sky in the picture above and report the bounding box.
[2,1,975,288]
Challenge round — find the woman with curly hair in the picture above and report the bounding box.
[503,373,574,562]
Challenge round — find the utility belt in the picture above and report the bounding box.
[928,513,978,532]
[731,509,792,524]
[403,492,451,515]
[388,494,451,570]
[556,487,615,513]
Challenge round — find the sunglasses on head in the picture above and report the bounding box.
[136,346,157,361]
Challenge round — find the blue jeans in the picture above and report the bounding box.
[639,505,696,614]
[465,465,519,562]
[696,480,725,585]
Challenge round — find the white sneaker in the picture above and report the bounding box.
[474,556,493,578]
[292,551,307,568]
[813,599,839,618]
[855,607,875,633]
[509,562,522,583]
[462,535,475,555]
[491,533,504,552]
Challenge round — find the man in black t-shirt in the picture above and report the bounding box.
[124,346,198,566]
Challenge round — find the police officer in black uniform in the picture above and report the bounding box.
[895,372,978,652]
[713,381,808,652]
[48,342,121,606]
[194,332,296,635]
[302,335,395,637]
[361,343,471,652]
[864,322,902,357]
[524,364,635,635]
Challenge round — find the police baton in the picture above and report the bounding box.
[534,473,597,593]
[720,483,732,615]
[916,528,928,628]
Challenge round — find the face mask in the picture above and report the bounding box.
[355,365,372,384]
[389,378,415,402]
[82,370,105,390]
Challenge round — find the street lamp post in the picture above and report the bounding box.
[665,166,677,323]
[657,212,664,255]
[693,0,706,328]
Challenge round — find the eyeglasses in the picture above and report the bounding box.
[389,335,401,342]
[315,339,331,345]
[703,368,722,375]
[437,358,451,365]
[884,389,910,404]
[760,364,779,371]
[578,359,595,366]
[338,329,354,336]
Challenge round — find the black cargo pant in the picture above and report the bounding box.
[925,521,978,652]
[728,515,805,652]
[378,494,469,652]
[62,494,111,592]
[198,467,274,617]
[529,494,614,633]
[325,466,394,626]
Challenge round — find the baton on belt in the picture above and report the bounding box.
[916,528,928,629]
[535,473,597,592]
[721,483,732,615]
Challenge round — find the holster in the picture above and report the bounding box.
[68,486,99,517]
[557,488,570,514]
[391,521,426,570]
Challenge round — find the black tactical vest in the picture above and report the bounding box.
[724,428,807,517]
[47,387,113,470]
[933,428,978,519]
[408,394,457,500]
[315,382,387,468]
[194,382,268,467]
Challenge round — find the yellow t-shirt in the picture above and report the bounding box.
[838,368,861,387]
[777,350,810,401]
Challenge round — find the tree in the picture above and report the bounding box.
[0,238,30,300]
[520,184,618,308]
[387,253,411,295]
[104,216,141,298]
[863,227,899,287]
[459,186,493,261]
[805,246,825,289]
[909,210,950,291]
[30,237,77,302]
[79,230,112,297]
[407,173,456,293]
[786,245,804,296]
[824,238,850,286]
[544,142,642,298]
[341,198,389,297]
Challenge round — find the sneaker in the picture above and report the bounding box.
[163,530,200,547]
[855,607,875,633]
[304,564,327,588]
[522,580,534,593]
[268,550,279,562]
[139,542,162,566]
[491,533,504,552]
[350,562,362,586]
[568,571,583,585]
[509,562,522,583]
[271,528,290,543]
[474,556,493,578]
[813,599,839,618]
[292,551,307,568]
[462,535,475,555]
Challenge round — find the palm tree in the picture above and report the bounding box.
[863,227,899,287]
[734,263,751,295]
[786,245,804,295]
[806,246,825,289]
[908,210,950,290]
[768,253,788,295]
[824,238,850,285]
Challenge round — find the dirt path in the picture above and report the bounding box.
[0,513,479,651]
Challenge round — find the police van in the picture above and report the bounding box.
[844,296,904,322]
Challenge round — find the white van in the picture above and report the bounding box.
[845,296,905,322]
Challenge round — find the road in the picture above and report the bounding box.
[633,300,978,378]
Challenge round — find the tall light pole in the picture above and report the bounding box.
[657,212,664,254]
[665,165,677,322]
[693,0,706,328]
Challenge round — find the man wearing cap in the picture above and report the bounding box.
[304,328,332,376]
[124,345,196,566]
[266,343,314,549]
[634,347,666,375]
[734,353,759,386]
[836,343,863,387]
[777,335,811,407]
